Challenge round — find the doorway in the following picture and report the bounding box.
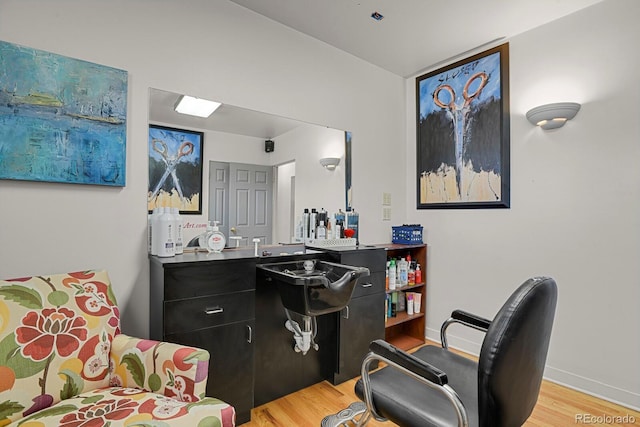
[209,161,273,247]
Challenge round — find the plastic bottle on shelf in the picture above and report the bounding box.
[316,221,327,239]
[346,209,359,244]
[310,209,317,239]
[295,216,304,240]
[149,207,161,255]
[388,259,396,290]
[318,208,328,230]
[415,263,422,284]
[390,292,397,317]
[408,263,416,285]
[385,261,390,290]
[302,209,310,239]
[398,257,409,286]
[206,221,226,253]
[171,207,183,255]
[328,217,336,239]
[155,207,175,258]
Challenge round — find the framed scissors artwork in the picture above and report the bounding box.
[148,125,204,214]
[416,43,510,209]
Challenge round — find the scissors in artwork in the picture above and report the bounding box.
[149,139,194,202]
[433,72,488,110]
[432,72,489,197]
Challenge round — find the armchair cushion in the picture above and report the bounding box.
[110,334,209,402]
[14,387,235,426]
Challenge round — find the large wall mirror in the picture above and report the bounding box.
[148,88,351,247]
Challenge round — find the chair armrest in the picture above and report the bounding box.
[110,334,210,402]
[360,340,469,426]
[451,309,491,330]
[368,340,448,385]
[441,309,492,349]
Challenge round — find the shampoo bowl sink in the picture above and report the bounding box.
[258,260,370,316]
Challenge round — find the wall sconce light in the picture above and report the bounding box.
[174,95,221,118]
[319,157,340,170]
[526,102,581,130]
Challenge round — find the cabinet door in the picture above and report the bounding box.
[254,270,335,406]
[333,292,385,384]
[166,321,255,424]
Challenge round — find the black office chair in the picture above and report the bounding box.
[322,276,557,427]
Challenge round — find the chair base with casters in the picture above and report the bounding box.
[322,276,557,427]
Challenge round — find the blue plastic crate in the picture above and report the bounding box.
[391,225,423,244]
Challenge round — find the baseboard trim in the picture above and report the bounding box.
[543,367,640,411]
[425,328,640,411]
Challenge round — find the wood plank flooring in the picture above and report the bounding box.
[240,341,640,426]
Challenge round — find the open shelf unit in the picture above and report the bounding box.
[382,243,427,351]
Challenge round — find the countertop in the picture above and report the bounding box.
[149,242,425,265]
[149,245,324,265]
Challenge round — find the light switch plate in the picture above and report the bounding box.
[383,207,392,221]
[382,192,391,206]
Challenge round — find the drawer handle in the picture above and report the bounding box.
[361,283,373,288]
[204,307,224,315]
[247,325,252,343]
[343,305,350,320]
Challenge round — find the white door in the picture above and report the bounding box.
[208,161,230,241]
[209,161,273,247]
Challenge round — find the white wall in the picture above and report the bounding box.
[275,161,295,244]
[405,0,639,409]
[271,125,347,220]
[0,0,405,336]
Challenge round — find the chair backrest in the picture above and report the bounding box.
[477,277,557,427]
[0,270,120,422]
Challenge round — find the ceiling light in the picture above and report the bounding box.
[526,102,581,130]
[320,157,340,170]
[174,95,221,118]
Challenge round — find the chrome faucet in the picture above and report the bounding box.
[252,238,260,257]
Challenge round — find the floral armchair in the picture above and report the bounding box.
[0,270,235,426]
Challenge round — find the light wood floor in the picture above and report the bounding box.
[240,341,640,426]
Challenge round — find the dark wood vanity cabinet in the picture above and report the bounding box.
[150,247,389,422]
[150,257,256,425]
[324,247,387,384]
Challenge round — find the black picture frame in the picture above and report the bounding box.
[148,124,204,214]
[416,43,510,209]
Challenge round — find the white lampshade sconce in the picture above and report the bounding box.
[319,157,340,170]
[526,102,581,130]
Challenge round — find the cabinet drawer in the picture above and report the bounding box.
[352,271,385,298]
[164,259,256,300]
[339,249,386,273]
[164,290,255,335]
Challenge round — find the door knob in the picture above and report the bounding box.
[230,227,237,234]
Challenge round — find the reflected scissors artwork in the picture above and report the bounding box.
[149,139,194,202]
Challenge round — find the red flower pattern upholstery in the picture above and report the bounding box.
[0,270,235,426]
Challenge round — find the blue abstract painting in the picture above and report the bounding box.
[0,41,128,186]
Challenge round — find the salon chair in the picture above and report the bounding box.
[322,276,557,427]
